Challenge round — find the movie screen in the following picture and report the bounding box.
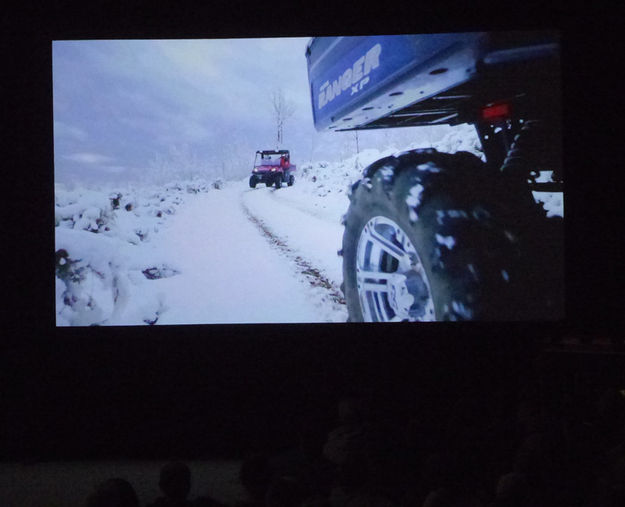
[54,32,563,325]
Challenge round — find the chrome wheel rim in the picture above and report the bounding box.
[356,216,435,322]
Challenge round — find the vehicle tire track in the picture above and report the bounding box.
[268,186,345,225]
[241,200,346,307]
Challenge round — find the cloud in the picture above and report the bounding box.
[154,39,226,82]
[100,165,127,174]
[54,121,88,141]
[53,37,317,184]
[64,152,113,164]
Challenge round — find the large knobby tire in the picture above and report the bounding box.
[249,176,257,189]
[342,148,550,322]
[275,177,282,189]
[288,174,295,186]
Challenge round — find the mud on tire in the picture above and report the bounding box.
[342,148,555,322]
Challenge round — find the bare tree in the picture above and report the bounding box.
[353,130,361,170]
[213,127,253,180]
[148,143,206,185]
[270,87,295,149]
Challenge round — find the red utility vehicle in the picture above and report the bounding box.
[249,150,296,189]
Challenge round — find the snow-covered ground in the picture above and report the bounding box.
[55,125,563,326]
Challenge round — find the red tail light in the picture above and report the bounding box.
[482,103,510,120]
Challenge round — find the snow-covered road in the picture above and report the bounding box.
[55,167,356,326]
[146,184,348,324]
[56,125,563,326]
[241,186,345,285]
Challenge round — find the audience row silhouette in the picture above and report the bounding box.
[83,363,625,507]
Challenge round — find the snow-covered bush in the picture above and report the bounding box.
[142,265,179,280]
[55,188,116,233]
[55,229,128,326]
[54,178,215,325]
[185,179,212,194]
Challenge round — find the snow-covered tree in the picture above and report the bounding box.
[148,144,211,185]
[270,87,295,149]
[211,127,255,180]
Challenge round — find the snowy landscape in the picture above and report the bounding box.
[52,38,564,325]
[55,124,563,326]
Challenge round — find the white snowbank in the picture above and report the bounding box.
[55,178,214,326]
[55,123,562,326]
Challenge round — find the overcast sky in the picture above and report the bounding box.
[53,37,329,184]
[53,37,454,186]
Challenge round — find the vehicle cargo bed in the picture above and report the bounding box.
[306,31,559,131]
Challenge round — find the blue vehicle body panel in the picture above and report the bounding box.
[306,32,559,131]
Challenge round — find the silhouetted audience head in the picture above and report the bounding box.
[85,478,139,507]
[193,497,226,507]
[426,486,485,507]
[344,494,395,507]
[422,489,449,507]
[595,388,625,440]
[336,455,370,494]
[443,396,489,453]
[515,398,546,438]
[159,462,192,501]
[297,418,327,457]
[594,451,625,507]
[424,488,466,507]
[420,452,460,492]
[265,475,308,507]
[80,361,625,507]
[338,396,366,426]
[323,418,367,465]
[609,468,625,507]
[512,433,547,477]
[493,473,529,507]
[302,493,331,507]
[240,454,272,503]
[421,487,482,507]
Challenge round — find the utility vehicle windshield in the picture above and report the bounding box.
[260,155,282,166]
